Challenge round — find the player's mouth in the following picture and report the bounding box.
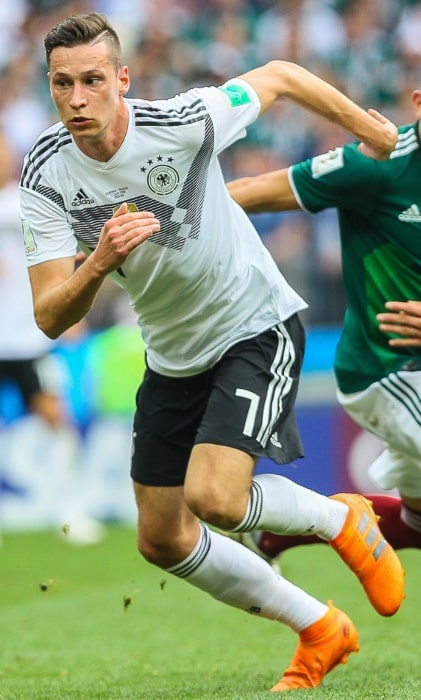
[70,116,93,128]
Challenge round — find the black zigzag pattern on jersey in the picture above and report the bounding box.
[168,524,211,579]
[132,98,207,126]
[177,115,214,240]
[20,127,72,193]
[71,195,191,250]
[132,97,213,241]
[70,195,179,248]
[36,185,66,210]
[149,220,187,250]
[72,115,214,250]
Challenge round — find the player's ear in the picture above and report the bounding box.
[411,89,421,114]
[118,66,130,96]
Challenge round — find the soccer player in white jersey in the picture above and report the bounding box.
[0,131,61,427]
[19,13,404,692]
[228,91,421,560]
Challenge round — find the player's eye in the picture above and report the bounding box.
[56,80,71,88]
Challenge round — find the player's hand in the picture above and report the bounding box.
[377,301,421,347]
[75,250,87,264]
[93,202,160,273]
[358,109,398,160]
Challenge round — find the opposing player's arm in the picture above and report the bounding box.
[227,168,299,213]
[28,203,160,339]
[237,61,397,160]
[377,301,421,347]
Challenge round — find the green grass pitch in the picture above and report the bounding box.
[1,527,420,699]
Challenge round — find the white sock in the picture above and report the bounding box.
[167,524,328,632]
[232,473,347,541]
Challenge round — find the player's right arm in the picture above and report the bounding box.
[237,61,397,159]
[229,139,382,218]
[27,203,160,339]
[377,301,421,347]
[227,168,299,213]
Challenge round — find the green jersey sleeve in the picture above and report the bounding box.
[290,143,383,214]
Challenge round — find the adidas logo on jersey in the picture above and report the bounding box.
[71,187,94,207]
[398,204,421,222]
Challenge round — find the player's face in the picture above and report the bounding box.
[48,41,129,150]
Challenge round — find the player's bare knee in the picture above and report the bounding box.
[185,484,243,530]
[137,534,176,568]
[137,528,201,569]
[137,533,155,562]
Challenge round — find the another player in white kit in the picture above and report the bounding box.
[0,132,60,426]
[19,13,404,692]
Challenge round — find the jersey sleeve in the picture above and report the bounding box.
[289,143,383,214]
[198,78,261,154]
[20,186,77,267]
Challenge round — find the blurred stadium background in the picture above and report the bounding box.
[0,0,413,535]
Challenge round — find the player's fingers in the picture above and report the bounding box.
[121,226,158,252]
[75,250,87,263]
[112,202,128,218]
[367,108,396,126]
[114,211,159,228]
[389,338,421,347]
[378,313,421,329]
[123,218,160,243]
[358,143,374,157]
[379,322,421,342]
[119,216,160,235]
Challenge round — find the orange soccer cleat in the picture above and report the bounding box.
[271,603,359,692]
[329,493,405,616]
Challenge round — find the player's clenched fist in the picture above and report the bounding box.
[95,203,160,273]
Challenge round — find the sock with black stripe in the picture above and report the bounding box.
[167,523,328,632]
[231,473,347,541]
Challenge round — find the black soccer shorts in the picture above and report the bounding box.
[130,314,305,486]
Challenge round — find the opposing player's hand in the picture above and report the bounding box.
[93,202,160,273]
[358,109,398,160]
[377,301,421,347]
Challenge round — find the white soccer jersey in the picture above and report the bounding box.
[20,79,307,376]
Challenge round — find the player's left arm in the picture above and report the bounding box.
[377,301,421,347]
[238,61,397,159]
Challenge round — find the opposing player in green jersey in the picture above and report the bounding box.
[228,89,421,557]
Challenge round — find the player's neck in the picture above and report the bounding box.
[73,100,129,162]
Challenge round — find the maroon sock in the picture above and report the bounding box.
[365,493,421,550]
[256,492,421,557]
[257,531,323,558]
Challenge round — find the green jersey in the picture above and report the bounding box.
[290,122,421,393]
